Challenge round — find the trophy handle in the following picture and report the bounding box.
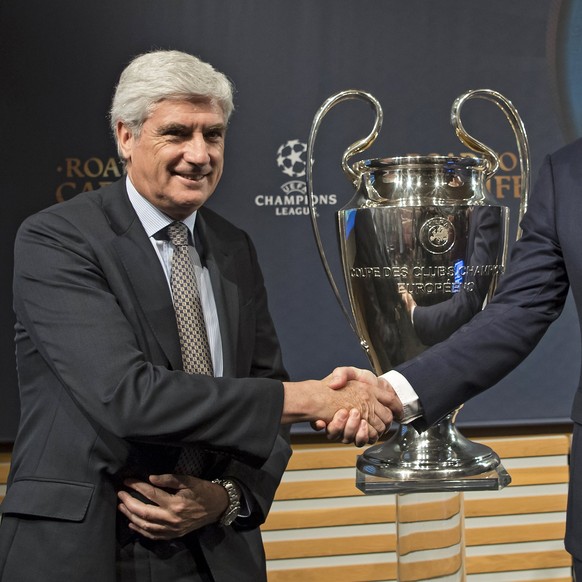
[306,90,383,346]
[451,89,530,239]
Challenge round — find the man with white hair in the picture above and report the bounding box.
[0,50,401,581]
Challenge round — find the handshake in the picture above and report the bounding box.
[282,367,403,447]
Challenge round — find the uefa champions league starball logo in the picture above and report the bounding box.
[276,139,307,178]
[254,138,336,216]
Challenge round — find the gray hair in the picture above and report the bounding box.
[110,50,234,157]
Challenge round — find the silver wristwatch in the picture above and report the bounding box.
[212,478,242,526]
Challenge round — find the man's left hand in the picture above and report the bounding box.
[117,474,228,540]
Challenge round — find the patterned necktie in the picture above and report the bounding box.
[167,221,213,474]
[167,221,214,376]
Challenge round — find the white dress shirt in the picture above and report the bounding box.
[126,177,224,377]
[383,370,422,423]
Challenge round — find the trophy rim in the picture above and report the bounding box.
[358,154,487,170]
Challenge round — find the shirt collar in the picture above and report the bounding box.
[126,176,197,239]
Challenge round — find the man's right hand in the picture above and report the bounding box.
[317,366,404,445]
[281,367,403,446]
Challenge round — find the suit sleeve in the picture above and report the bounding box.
[396,154,570,428]
[13,209,284,467]
[220,231,292,528]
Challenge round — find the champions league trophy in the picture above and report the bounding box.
[306,89,530,580]
[306,89,530,494]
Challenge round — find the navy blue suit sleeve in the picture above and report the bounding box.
[396,154,570,427]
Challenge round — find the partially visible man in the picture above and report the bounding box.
[0,50,401,582]
[370,138,582,576]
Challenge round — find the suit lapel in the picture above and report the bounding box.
[101,181,183,371]
[197,211,240,377]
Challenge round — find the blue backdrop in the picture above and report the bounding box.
[0,0,579,440]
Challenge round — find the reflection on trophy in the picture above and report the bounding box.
[306,88,530,580]
[307,88,529,492]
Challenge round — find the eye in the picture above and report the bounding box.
[205,128,225,143]
[158,125,191,141]
[166,130,189,141]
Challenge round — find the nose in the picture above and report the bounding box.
[183,133,211,166]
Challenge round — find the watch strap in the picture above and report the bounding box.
[212,478,242,526]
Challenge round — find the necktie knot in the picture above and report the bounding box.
[167,221,189,248]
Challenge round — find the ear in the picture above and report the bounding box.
[116,121,135,162]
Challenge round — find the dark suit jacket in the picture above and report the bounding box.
[0,179,291,581]
[395,138,582,557]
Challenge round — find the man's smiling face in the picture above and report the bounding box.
[117,98,226,220]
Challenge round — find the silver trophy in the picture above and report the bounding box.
[307,89,530,493]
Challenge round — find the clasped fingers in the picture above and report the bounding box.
[118,490,181,540]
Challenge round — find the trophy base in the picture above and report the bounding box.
[356,413,512,495]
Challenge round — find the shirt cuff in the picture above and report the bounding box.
[382,370,423,424]
[231,479,251,518]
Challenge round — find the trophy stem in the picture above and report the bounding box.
[356,409,511,494]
